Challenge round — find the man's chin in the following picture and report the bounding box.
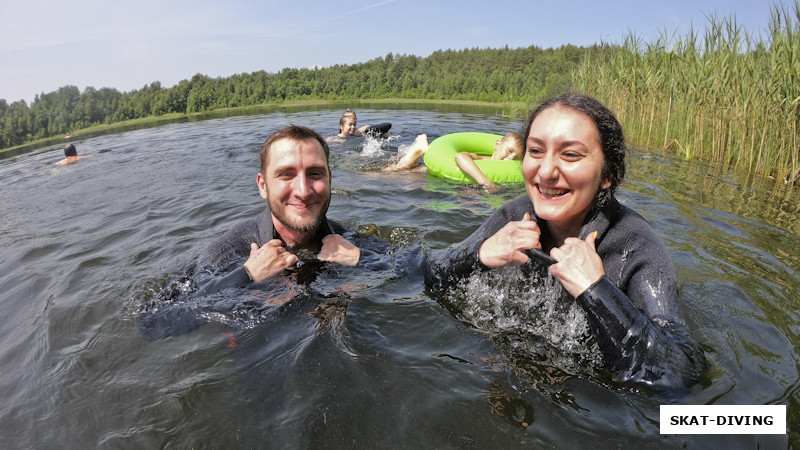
[284,213,323,233]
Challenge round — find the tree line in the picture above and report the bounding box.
[0,45,585,150]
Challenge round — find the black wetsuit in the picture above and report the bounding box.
[192,207,343,297]
[424,195,706,392]
[138,206,391,340]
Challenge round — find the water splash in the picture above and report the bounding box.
[445,264,603,375]
[360,135,397,157]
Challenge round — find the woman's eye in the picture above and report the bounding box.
[562,152,584,161]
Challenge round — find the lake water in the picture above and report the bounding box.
[1,107,798,448]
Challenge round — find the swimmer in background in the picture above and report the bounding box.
[56,144,87,165]
[327,109,372,142]
[454,132,524,193]
[383,132,525,193]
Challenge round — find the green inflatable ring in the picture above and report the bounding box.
[423,132,524,184]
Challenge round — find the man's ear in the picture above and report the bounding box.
[257,173,268,200]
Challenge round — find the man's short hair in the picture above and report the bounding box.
[64,144,77,157]
[259,125,330,174]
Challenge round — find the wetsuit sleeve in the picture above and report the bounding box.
[577,276,706,392]
[194,266,252,297]
[424,239,485,292]
[190,221,260,296]
[343,230,400,272]
[424,197,530,291]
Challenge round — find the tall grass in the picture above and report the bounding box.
[574,1,800,183]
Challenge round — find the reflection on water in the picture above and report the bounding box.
[0,108,798,448]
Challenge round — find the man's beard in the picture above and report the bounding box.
[268,196,329,234]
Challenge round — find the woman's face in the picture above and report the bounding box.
[522,106,610,234]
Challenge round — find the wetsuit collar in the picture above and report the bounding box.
[531,196,621,248]
[257,206,334,254]
[577,196,621,244]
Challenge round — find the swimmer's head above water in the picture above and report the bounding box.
[491,132,525,161]
[64,143,77,157]
[56,143,83,165]
[338,109,358,137]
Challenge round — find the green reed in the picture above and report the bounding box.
[574,1,800,183]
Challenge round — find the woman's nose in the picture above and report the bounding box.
[537,154,559,180]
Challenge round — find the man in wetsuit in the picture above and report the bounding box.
[193,125,361,296]
[139,125,365,339]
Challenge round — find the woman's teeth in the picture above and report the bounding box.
[539,186,568,196]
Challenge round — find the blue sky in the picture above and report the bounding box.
[0,0,790,104]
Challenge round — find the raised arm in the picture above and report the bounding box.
[576,275,706,393]
[549,219,706,392]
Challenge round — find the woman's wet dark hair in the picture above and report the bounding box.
[522,94,626,208]
[64,144,77,157]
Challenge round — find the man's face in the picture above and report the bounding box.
[257,137,331,236]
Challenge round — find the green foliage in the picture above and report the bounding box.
[6,1,799,185]
[0,45,583,150]
[574,1,800,182]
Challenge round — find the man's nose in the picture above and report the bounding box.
[292,174,310,197]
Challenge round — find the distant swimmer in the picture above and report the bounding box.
[326,109,391,142]
[56,144,87,165]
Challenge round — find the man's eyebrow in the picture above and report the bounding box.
[270,164,296,173]
[307,164,329,173]
[270,164,328,174]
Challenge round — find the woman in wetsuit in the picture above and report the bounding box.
[425,94,706,392]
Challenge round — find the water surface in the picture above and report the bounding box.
[0,107,798,448]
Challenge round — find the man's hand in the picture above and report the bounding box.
[243,239,298,282]
[317,234,360,266]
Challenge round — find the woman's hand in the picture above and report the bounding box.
[549,231,605,297]
[479,213,541,267]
